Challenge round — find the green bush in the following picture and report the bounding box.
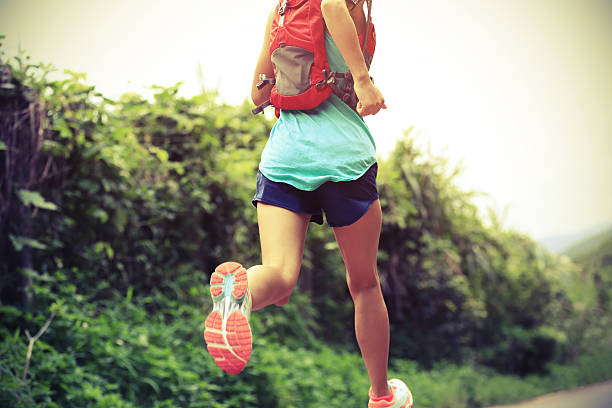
[2,42,612,407]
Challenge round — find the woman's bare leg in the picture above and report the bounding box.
[247,202,311,310]
[332,199,391,398]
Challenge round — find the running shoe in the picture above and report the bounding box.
[368,379,414,408]
[203,261,252,375]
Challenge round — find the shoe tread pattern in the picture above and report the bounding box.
[204,262,251,375]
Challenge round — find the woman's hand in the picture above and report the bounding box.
[353,76,387,116]
[321,0,386,116]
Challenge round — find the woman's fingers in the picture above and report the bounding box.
[357,100,386,116]
[354,80,386,116]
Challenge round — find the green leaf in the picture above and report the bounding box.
[0,140,7,150]
[54,118,73,139]
[93,241,106,254]
[92,208,109,223]
[149,146,169,163]
[41,139,69,157]
[9,234,48,251]
[20,268,54,282]
[106,245,114,259]
[83,142,104,159]
[17,189,58,211]
[113,207,128,233]
[142,378,160,393]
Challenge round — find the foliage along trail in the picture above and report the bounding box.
[1,43,611,407]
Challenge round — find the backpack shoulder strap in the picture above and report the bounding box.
[361,0,373,54]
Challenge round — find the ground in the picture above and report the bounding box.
[489,380,612,408]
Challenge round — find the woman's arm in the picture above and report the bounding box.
[321,0,386,116]
[251,9,276,106]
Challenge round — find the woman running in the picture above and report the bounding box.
[204,1,413,406]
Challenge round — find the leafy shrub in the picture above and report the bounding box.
[2,42,612,407]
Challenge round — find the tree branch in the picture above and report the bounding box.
[22,310,56,380]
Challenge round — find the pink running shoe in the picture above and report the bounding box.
[368,379,414,408]
[203,262,252,375]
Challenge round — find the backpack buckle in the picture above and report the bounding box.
[315,70,337,88]
[252,100,272,115]
[278,0,288,15]
[256,74,276,90]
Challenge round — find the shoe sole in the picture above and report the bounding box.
[369,397,413,408]
[370,384,413,408]
[403,388,414,408]
[203,261,252,375]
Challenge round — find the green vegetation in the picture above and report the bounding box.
[1,44,611,407]
[563,227,612,264]
[558,228,612,354]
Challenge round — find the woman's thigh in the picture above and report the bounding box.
[332,199,382,293]
[256,202,311,280]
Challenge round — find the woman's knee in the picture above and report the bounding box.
[278,272,298,297]
[346,266,380,295]
[266,262,300,298]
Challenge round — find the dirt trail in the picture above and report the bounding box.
[488,380,612,408]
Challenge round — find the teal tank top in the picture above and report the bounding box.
[258,32,377,191]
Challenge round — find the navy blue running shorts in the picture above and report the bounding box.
[252,163,379,227]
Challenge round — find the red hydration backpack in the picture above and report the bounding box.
[252,0,375,117]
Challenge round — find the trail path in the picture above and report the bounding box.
[488,380,612,408]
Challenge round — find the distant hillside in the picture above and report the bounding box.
[539,223,612,253]
[559,227,612,348]
[562,227,612,265]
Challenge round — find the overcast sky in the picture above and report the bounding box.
[1,0,611,243]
